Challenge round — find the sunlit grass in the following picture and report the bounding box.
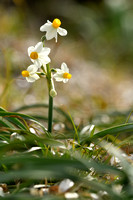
[0,105,132,199]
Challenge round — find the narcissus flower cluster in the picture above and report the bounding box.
[21,18,71,97]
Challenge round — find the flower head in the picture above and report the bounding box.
[21,64,40,82]
[40,18,67,42]
[28,42,51,69]
[53,62,72,83]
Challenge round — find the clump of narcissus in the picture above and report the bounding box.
[21,18,71,133]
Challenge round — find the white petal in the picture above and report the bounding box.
[34,59,42,68]
[61,62,69,73]
[40,23,52,32]
[34,42,43,53]
[39,47,51,56]
[57,27,67,36]
[27,64,38,73]
[63,79,69,83]
[54,73,63,82]
[26,76,36,82]
[28,46,35,56]
[39,56,51,65]
[46,27,57,40]
[54,73,63,78]
[55,68,63,74]
[47,20,52,24]
[30,74,40,80]
[54,77,63,82]
[55,34,58,42]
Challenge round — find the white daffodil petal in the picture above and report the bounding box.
[55,69,63,73]
[61,63,69,72]
[54,77,63,82]
[34,42,43,53]
[28,46,34,56]
[26,76,36,82]
[39,47,51,56]
[39,52,50,60]
[46,27,57,40]
[54,73,63,78]
[34,59,42,68]
[44,56,51,64]
[40,23,51,32]
[27,64,38,73]
[63,79,68,83]
[39,56,51,65]
[30,74,40,80]
[55,33,58,42]
[47,20,52,24]
[30,58,41,68]
[57,27,67,36]
[54,73,64,82]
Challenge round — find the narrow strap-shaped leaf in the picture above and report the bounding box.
[0,107,28,130]
[31,115,58,122]
[91,123,133,140]
[0,118,15,128]
[0,154,125,199]
[0,111,46,132]
[13,103,72,123]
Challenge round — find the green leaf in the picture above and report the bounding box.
[0,154,125,199]
[0,110,46,133]
[0,107,28,130]
[0,117,15,128]
[13,103,72,123]
[91,123,133,140]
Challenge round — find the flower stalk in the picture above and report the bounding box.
[46,64,53,133]
[48,94,53,133]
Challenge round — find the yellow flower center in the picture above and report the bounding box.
[63,72,72,79]
[52,18,61,28]
[22,70,29,77]
[30,52,38,60]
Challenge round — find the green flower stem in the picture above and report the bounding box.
[46,64,53,133]
[48,94,53,133]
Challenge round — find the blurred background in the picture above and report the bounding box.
[1,0,133,126]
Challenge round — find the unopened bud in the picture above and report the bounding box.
[50,89,57,98]
[41,35,46,42]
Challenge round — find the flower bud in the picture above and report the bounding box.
[50,89,57,98]
[41,35,46,42]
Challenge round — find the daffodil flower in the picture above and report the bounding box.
[40,18,67,42]
[53,62,72,83]
[28,42,51,69]
[21,64,40,82]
